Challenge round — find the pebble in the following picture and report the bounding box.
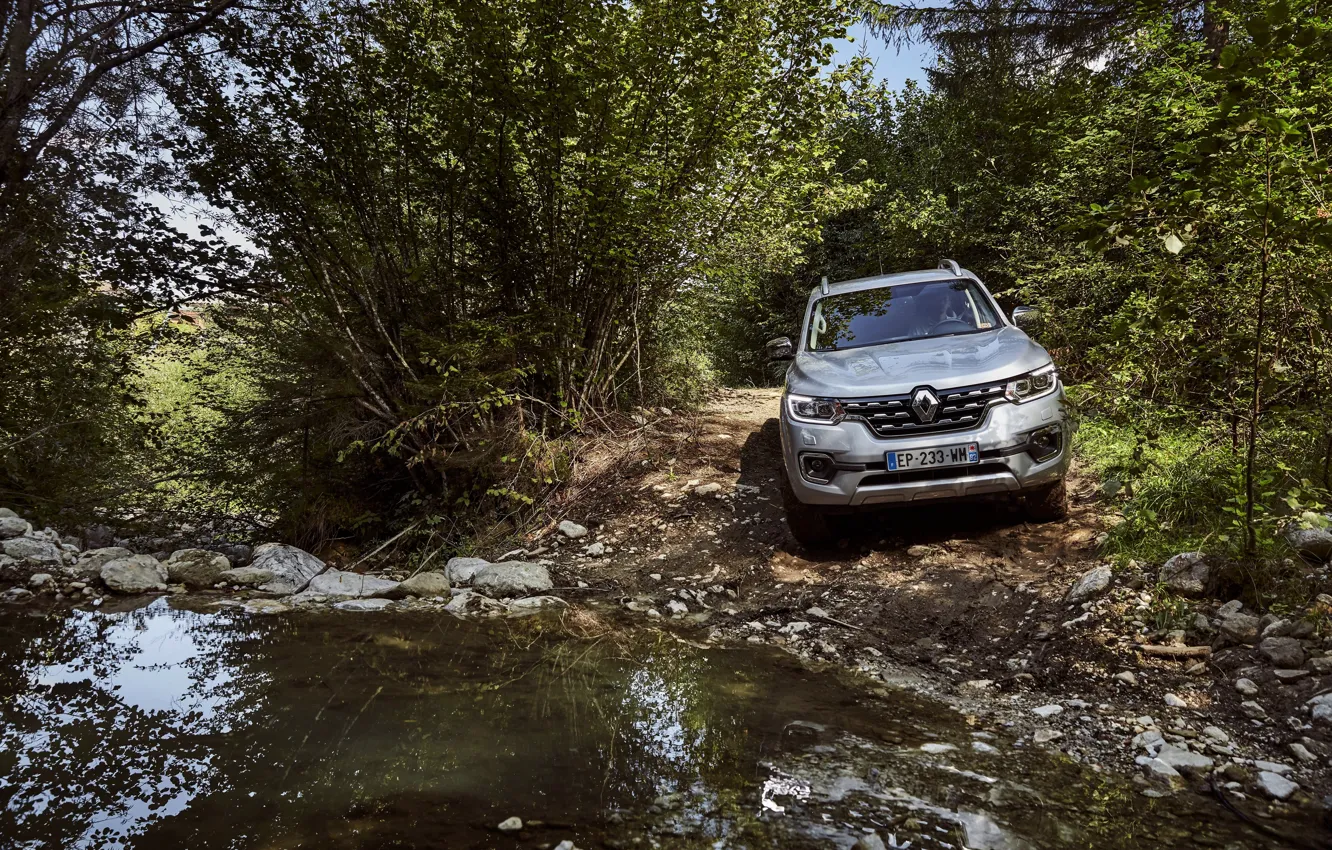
[1032,704,1064,718]
[1163,693,1186,708]
[1033,728,1062,744]
[497,816,523,832]
[1113,671,1137,686]
[1256,771,1298,800]
[584,542,605,557]
[1234,678,1259,697]
[557,520,588,539]
[920,743,956,754]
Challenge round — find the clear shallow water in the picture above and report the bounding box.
[0,598,1313,849]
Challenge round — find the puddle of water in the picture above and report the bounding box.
[0,599,1311,849]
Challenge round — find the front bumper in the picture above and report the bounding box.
[780,389,1071,507]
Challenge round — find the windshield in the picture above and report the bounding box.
[807,279,1000,351]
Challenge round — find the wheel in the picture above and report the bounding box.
[781,473,834,547]
[1024,479,1069,522]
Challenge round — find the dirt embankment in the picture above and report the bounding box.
[518,388,1331,826]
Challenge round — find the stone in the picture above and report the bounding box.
[507,595,568,614]
[445,556,490,585]
[398,572,451,597]
[1159,552,1208,596]
[1218,613,1260,644]
[1217,600,1243,616]
[1142,757,1185,787]
[1032,728,1063,744]
[1253,760,1293,775]
[1289,743,1316,763]
[100,555,168,594]
[1256,771,1298,800]
[2,535,63,567]
[920,743,956,754]
[1133,729,1165,753]
[1239,700,1267,720]
[248,543,325,594]
[1191,613,1212,634]
[1234,678,1259,696]
[585,542,606,557]
[472,561,553,597]
[1032,704,1064,718]
[1065,564,1112,603]
[75,547,134,578]
[1202,726,1229,744]
[0,507,16,518]
[334,598,393,612]
[1114,671,1138,686]
[854,835,888,850]
[666,599,689,616]
[28,573,53,589]
[1308,656,1332,674]
[971,741,999,754]
[1257,636,1304,668]
[165,548,232,588]
[1284,525,1332,562]
[0,516,31,539]
[242,599,291,615]
[1163,693,1186,708]
[443,590,506,615]
[3,587,34,602]
[1273,668,1309,682]
[218,566,275,587]
[557,520,588,539]
[694,482,722,496]
[1154,743,1214,775]
[304,569,401,599]
[1260,618,1292,638]
[210,543,253,566]
[497,817,523,832]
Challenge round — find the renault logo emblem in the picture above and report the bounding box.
[911,388,939,423]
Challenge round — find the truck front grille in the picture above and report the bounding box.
[840,382,1006,439]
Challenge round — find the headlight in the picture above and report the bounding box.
[786,393,845,424]
[1005,363,1059,404]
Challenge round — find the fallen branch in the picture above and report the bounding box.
[1132,644,1212,659]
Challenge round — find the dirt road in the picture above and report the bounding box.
[533,388,1331,816]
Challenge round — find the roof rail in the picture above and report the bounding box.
[939,259,962,276]
[820,275,829,295]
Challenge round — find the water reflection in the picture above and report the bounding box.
[0,600,1312,849]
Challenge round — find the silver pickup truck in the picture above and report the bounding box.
[766,260,1070,545]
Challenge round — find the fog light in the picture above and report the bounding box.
[1025,425,1063,462]
[799,452,836,484]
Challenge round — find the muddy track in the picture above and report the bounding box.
[534,388,1331,825]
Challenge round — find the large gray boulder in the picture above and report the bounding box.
[248,543,325,594]
[398,572,451,597]
[0,507,17,518]
[1284,524,1332,562]
[302,569,400,599]
[472,561,553,597]
[0,516,31,539]
[101,555,168,594]
[2,535,63,567]
[166,549,232,588]
[1159,552,1208,596]
[445,556,489,585]
[75,547,135,578]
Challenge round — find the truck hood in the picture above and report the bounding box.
[786,327,1052,398]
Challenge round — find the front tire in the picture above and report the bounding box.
[1024,479,1069,522]
[781,473,833,547]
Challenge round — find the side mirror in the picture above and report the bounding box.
[1011,306,1041,332]
[765,336,794,361]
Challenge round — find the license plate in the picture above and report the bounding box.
[886,443,979,472]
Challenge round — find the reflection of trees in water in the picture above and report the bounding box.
[0,602,273,849]
[0,608,792,848]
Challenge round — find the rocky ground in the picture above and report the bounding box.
[3,387,1332,838]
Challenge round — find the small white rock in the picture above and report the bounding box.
[497,816,523,832]
[1032,704,1064,718]
[1163,693,1186,708]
